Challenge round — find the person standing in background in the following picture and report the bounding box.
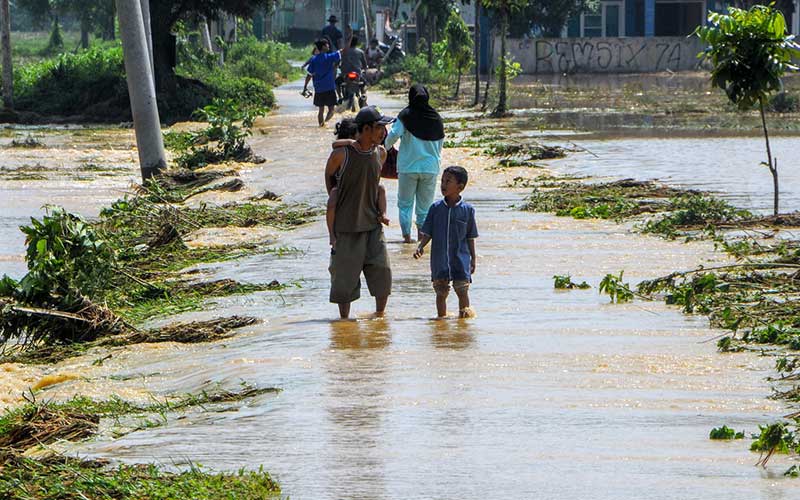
[385,84,445,243]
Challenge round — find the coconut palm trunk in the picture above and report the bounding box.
[473,0,481,106]
[117,0,167,181]
[200,17,214,52]
[139,0,154,80]
[0,0,11,110]
[494,6,508,115]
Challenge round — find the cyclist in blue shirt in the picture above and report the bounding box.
[303,39,343,126]
[414,166,478,318]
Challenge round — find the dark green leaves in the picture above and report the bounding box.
[696,4,800,111]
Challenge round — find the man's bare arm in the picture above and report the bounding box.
[303,73,312,93]
[325,148,345,194]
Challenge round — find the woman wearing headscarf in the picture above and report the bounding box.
[385,84,445,243]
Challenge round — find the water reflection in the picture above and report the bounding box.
[429,318,474,350]
[325,318,390,499]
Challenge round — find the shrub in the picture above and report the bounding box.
[768,92,800,113]
[14,45,128,117]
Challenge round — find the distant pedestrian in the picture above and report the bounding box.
[303,39,342,126]
[322,15,343,50]
[414,166,478,318]
[385,84,445,243]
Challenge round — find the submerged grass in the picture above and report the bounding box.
[0,455,281,500]
[0,383,282,499]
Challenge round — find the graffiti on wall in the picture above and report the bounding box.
[511,38,704,74]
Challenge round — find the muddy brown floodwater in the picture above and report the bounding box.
[1,80,798,499]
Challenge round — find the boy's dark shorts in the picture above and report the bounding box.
[329,227,392,303]
[433,279,470,297]
[314,90,337,107]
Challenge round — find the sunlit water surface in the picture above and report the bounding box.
[0,81,797,499]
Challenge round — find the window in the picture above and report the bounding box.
[655,0,705,36]
[580,1,625,37]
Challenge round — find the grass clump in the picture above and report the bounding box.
[642,194,751,239]
[0,456,281,500]
[553,274,590,290]
[521,178,685,221]
[709,425,745,440]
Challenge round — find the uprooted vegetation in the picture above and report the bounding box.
[0,177,316,362]
[513,172,800,472]
[162,99,266,170]
[0,384,282,499]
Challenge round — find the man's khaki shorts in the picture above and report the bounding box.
[432,279,470,297]
[329,227,392,304]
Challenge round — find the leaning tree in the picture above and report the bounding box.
[148,0,275,93]
[696,4,800,216]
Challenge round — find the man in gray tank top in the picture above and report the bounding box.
[324,106,394,318]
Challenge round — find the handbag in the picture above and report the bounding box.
[381,146,398,180]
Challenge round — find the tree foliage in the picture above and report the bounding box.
[695,4,800,215]
[509,0,596,37]
[696,4,799,110]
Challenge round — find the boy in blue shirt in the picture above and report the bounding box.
[302,39,341,126]
[413,166,478,318]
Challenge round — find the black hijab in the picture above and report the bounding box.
[397,84,445,141]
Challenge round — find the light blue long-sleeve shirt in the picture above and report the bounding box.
[385,119,443,175]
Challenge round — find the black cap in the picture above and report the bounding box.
[354,105,395,125]
[328,15,338,23]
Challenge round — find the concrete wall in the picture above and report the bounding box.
[504,37,706,74]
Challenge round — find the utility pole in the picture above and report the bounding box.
[1,0,12,110]
[117,0,167,181]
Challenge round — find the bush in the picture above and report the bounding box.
[14,45,128,118]
[768,92,800,113]
[225,36,296,86]
[204,74,274,109]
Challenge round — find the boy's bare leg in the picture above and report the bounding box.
[327,188,338,247]
[338,302,351,319]
[375,296,388,316]
[455,286,474,318]
[377,184,389,225]
[318,106,325,126]
[436,294,447,318]
[325,105,335,123]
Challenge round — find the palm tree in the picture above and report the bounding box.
[117,0,167,181]
[1,0,12,110]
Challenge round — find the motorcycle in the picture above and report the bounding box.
[340,71,368,112]
[378,35,405,65]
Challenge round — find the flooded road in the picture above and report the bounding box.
[1,81,798,498]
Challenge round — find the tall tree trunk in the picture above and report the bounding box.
[0,0,11,110]
[361,0,373,43]
[759,97,779,216]
[80,18,90,49]
[139,0,154,82]
[116,0,166,181]
[482,28,494,110]
[494,7,508,116]
[473,0,481,106]
[454,68,461,99]
[200,17,213,52]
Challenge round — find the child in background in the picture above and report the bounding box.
[326,119,389,249]
[414,166,478,318]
